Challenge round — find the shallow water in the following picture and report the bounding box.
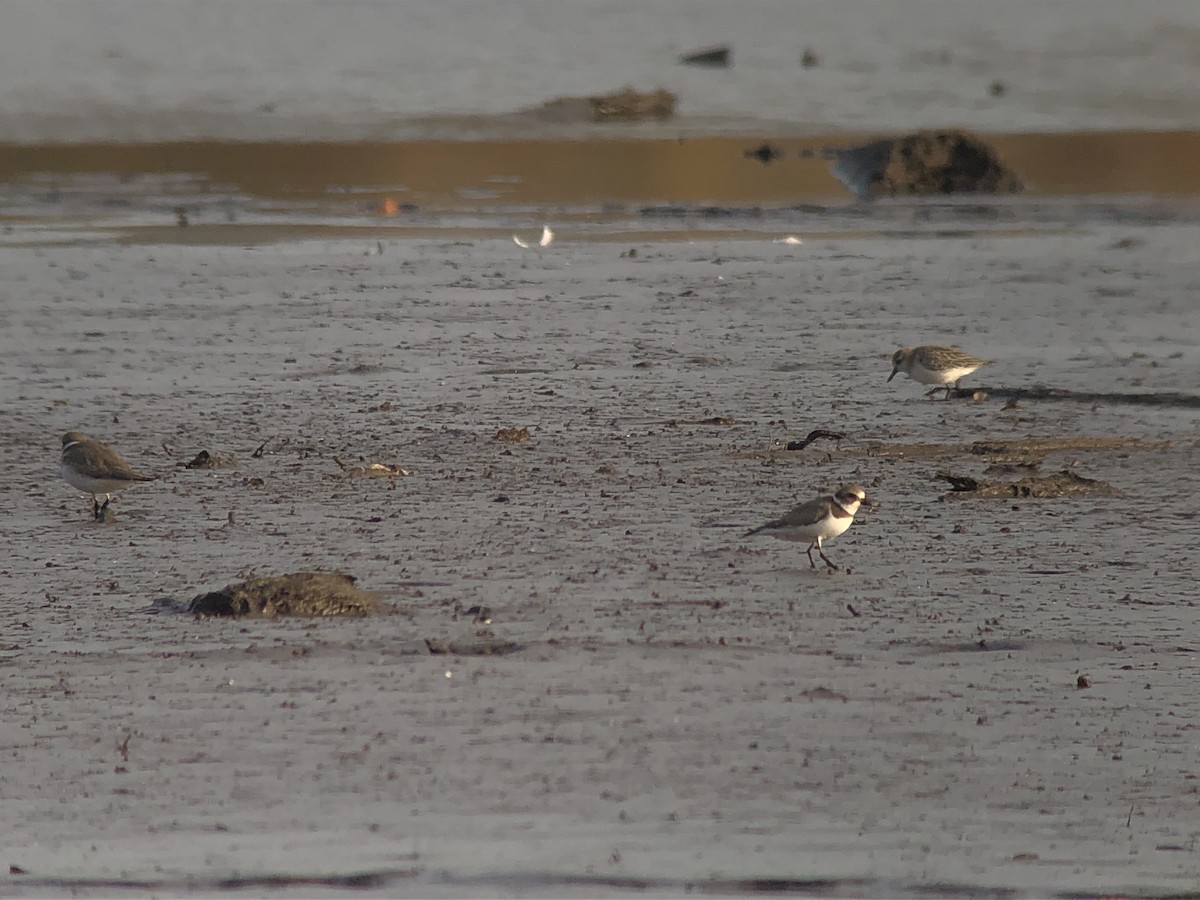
[2,133,1200,247]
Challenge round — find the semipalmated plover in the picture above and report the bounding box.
[745,483,874,571]
[60,431,156,519]
[888,346,991,398]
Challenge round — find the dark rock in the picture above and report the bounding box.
[829,129,1023,200]
[744,142,783,164]
[679,44,731,68]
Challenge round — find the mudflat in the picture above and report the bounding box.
[2,215,1198,897]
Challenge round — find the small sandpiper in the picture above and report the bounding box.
[60,431,156,520]
[745,484,874,571]
[888,345,992,398]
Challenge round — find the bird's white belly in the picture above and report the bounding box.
[908,362,975,385]
[770,515,852,544]
[60,462,130,495]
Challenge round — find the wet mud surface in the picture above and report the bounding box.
[1,219,1199,897]
[936,469,1120,500]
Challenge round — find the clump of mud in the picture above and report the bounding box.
[495,426,531,442]
[183,449,237,469]
[937,469,1120,499]
[524,87,676,123]
[187,572,383,618]
[425,637,522,656]
[831,129,1022,199]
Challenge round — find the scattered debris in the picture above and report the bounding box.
[801,48,820,68]
[786,429,846,451]
[462,604,492,624]
[1076,674,1092,689]
[495,426,531,442]
[799,686,849,702]
[333,457,411,478]
[187,572,383,618]
[773,235,803,245]
[513,225,554,249]
[679,44,731,68]
[1110,237,1145,251]
[183,449,237,469]
[937,469,1120,499]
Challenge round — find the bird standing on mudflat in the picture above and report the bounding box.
[888,345,992,398]
[60,431,156,520]
[745,483,874,571]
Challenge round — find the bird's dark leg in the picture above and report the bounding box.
[91,495,102,519]
[805,543,818,569]
[818,547,838,571]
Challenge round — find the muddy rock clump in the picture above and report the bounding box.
[831,129,1023,199]
[188,572,383,618]
[525,87,677,124]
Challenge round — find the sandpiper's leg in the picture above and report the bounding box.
[805,543,818,569]
[814,537,838,571]
[91,495,102,518]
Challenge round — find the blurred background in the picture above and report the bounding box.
[2,0,1199,231]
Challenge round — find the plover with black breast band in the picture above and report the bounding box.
[745,483,874,571]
